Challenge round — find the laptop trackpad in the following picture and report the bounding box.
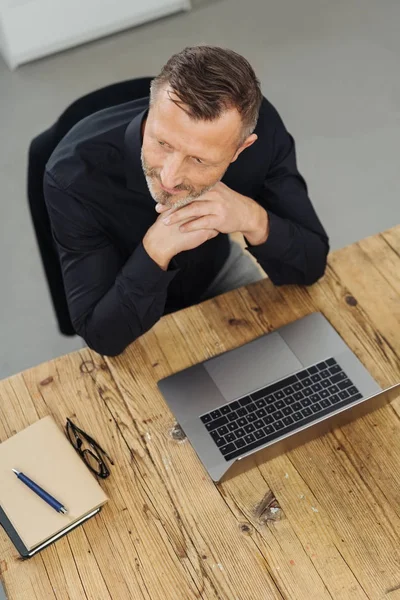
[204,332,302,402]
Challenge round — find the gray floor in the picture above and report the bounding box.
[0,0,399,380]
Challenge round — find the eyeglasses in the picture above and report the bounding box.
[66,418,114,478]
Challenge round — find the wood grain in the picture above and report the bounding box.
[0,225,399,599]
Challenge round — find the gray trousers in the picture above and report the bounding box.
[199,239,265,302]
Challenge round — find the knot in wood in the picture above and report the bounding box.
[255,490,283,523]
[228,318,248,327]
[345,295,358,307]
[239,523,252,534]
[170,423,187,441]
[80,360,95,374]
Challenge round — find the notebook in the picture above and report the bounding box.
[0,416,108,558]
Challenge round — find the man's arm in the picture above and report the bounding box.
[245,112,329,285]
[44,173,179,356]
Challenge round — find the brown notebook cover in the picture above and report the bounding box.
[0,416,108,557]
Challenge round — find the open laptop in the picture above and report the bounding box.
[0,581,8,600]
[158,313,399,481]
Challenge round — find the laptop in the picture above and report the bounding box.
[0,581,8,600]
[158,313,400,481]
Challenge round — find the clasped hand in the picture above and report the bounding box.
[156,181,266,240]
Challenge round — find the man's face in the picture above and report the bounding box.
[141,86,245,208]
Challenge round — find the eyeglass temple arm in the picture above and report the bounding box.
[89,441,114,465]
[67,419,114,464]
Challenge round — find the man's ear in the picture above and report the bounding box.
[231,134,258,163]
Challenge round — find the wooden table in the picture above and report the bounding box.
[1,226,400,600]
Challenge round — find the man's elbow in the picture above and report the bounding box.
[85,335,129,357]
[303,264,326,286]
[304,239,329,286]
[92,343,126,357]
[73,321,134,357]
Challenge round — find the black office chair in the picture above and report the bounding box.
[27,77,153,335]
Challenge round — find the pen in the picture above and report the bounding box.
[12,469,68,514]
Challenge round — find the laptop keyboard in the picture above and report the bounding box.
[200,358,362,461]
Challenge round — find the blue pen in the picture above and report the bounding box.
[12,469,68,514]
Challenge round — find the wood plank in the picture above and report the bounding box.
[0,375,63,600]
[22,350,207,600]
[220,467,368,600]
[0,555,59,600]
[284,414,400,599]
[102,346,285,600]
[233,263,400,597]
[357,233,400,296]
[0,373,40,440]
[210,287,398,598]
[207,238,400,597]
[40,534,111,600]
[328,244,400,357]
[239,242,400,598]
[381,226,400,256]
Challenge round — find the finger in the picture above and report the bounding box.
[163,201,215,225]
[179,216,219,232]
[195,184,222,202]
[155,203,170,213]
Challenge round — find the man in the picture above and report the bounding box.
[44,46,329,357]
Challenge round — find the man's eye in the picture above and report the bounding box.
[193,157,203,164]
[158,141,166,147]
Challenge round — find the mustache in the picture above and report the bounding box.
[143,166,192,194]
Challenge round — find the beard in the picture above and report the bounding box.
[141,149,221,209]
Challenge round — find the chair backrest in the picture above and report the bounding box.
[26,76,154,336]
[52,76,153,151]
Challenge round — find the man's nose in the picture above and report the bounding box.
[160,155,185,190]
